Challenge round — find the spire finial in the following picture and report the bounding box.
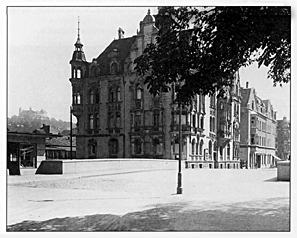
[78,16,80,39]
[148,9,150,15]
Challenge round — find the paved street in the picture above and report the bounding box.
[7,168,290,231]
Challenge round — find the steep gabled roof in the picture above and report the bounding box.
[96,36,136,76]
[240,88,251,106]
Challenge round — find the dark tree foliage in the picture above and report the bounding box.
[134,6,290,105]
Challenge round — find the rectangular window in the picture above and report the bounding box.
[251,135,255,144]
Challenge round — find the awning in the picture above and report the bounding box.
[272,155,282,161]
[46,147,76,152]
[218,138,231,148]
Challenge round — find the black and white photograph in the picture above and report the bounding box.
[3,2,293,234]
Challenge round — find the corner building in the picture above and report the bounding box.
[240,83,278,168]
[69,11,239,168]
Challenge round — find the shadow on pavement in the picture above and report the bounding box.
[7,198,289,232]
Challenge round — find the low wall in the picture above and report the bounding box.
[277,161,290,181]
[36,158,178,175]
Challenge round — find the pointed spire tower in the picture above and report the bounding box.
[70,17,87,79]
[74,17,84,51]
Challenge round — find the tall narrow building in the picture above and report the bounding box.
[215,72,241,169]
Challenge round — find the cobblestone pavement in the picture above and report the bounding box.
[7,168,290,231]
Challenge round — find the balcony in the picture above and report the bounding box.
[71,104,83,117]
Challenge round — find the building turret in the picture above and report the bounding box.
[70,17,87,79]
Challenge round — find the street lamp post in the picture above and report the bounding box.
[122,75,126,158]
[70,106,73,159]
[177,103,183,194]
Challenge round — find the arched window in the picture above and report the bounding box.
[213,141,217,159]
[116,112,121,128]
[220,146,223,156]
[153,138,160,155]
[252,101,254,110]
[212,117,216,132]
[89,89,94,104]
[95,113,100,129]
[73,86,82,105]
[88,139,97,158]
[95,88,100,104]
[89,114,94,129]
[210,117,212,132]
[136,84,142,100]
[227,143,230,156]
[209,141,212,159]
[153,111,160,126]
[135,139,142,155]
[108,112,114,128]
[117,86,121,101]
[199,140,204,155]
[110,62,118,74]
[192,139,195,155]
[196,136,199,155]
[77,68,81,78]
[73,86,77,104]
[220,102,224,110]
[200,116,204,129]
[109,87,114,102]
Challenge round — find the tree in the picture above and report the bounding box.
[134,6,290,105]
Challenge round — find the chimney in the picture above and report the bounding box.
[246,82,249,88]
[41,124,50,134]
[118,27,124,39]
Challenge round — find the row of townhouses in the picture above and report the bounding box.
[69,10,281,169]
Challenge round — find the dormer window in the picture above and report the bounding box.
[110,62,118,74]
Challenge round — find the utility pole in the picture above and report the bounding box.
[123,76,126,158]
[177,103,183,194]
[70,106,73,159]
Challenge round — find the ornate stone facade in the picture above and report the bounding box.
[68,10,241,169]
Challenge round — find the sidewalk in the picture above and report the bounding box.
[7,168,290,231]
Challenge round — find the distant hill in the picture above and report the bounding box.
[8,108,75,133]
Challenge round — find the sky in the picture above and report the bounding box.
[6,6,291,122]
